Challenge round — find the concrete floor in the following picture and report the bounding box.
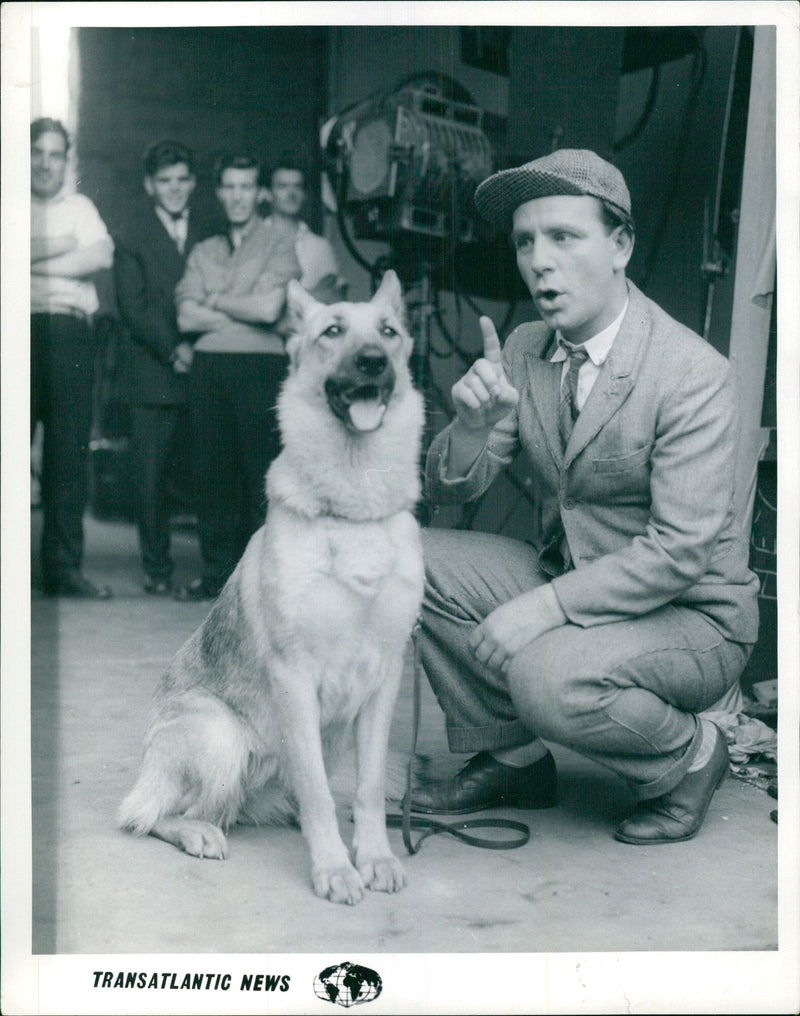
[30,510,778,956]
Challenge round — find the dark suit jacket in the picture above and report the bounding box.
[113,205,211,405]
[426,281,760,645]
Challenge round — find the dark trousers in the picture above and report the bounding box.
[189,351,287,590]
[128,404,183,582]
[31,313,96,582]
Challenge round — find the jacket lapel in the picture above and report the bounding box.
[525,332,565,468]
[564,283,650,467]
[185,213,203,257]
[150,207,199,269]
[148,210,181,265]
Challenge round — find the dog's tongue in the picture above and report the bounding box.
[348,399,387,432]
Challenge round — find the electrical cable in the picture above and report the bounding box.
[640,32,708,289]
[499,298,519,338]
[702,26,743,340]
[431,294,473,363]
[710,28,743,243]
[613,57,661,153]
[459,291,518,345]
[429,311,464,360]
[333,159,381,277]
[755,484,777,516]
[393,71,478,107]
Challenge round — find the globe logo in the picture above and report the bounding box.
[313,962,383,1007]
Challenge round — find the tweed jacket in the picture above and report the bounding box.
[113,205,211,405]
[426,281,760,644]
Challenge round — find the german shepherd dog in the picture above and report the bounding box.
[119,271,425,904]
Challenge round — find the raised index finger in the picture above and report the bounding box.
[479,316,502,364]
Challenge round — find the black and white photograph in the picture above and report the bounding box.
[2,2,799,1013]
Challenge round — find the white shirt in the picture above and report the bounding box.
[550,299,629,412]
[30,190,112,316]
[263,217,341,291]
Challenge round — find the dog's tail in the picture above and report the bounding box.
[119,685,258,835]
[118,763,184,836]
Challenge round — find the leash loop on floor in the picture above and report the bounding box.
[386,813,530,852]
[392,624,531,854]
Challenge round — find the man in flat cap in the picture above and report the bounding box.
[410,150,759,844]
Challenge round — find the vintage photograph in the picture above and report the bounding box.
[3,2,799,1013]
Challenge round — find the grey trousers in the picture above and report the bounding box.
[419,528,751,802]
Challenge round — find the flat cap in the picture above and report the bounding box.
[474,149,631,234]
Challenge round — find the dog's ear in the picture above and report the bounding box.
[371,269,405,320]
[286,279,323,326]
[285,333,302,373]
[283,281,324,367]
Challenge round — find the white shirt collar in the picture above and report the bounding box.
[228,214,262,249]
[32,187,69,206]
[550,297,629,366]
[155,205,189,229]
[263,214,305,237]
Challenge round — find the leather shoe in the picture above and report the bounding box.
[408,750,558,815]
[615,724,729,845]
[144,577,172,596]
[42,572,113,599]
[173,578,221,602]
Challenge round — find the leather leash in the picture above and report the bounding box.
[386,623,530,853]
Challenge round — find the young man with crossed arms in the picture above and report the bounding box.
[173,154,301,601]
[31,118,115,598]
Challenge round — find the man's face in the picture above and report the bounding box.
[267,168,305,217]
[31,130,68,200]
[511,194,633,345]
[145,162,196,216]
[215,167,263,227]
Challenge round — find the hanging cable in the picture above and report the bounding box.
[640,32,708,289]
[332,157,382,278]
[613,57,661,153]
[431,292,472,363]
[701,26,743,339]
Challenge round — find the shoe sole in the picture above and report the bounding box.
[614,766,727,846]
[409,793,558,816]
[614,827,699,845]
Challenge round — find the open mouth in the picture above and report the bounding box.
[324,379,393,433]
[535,288,563,307]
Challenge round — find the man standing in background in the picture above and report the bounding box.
[262,159,344,304]
[31,117,115,598]
[113,140,210,595]
[172,153,301,601]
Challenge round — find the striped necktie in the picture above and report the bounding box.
[557,340,590,449]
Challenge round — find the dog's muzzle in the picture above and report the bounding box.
[324,345,397,433]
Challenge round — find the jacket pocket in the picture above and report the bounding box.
[592,443,652,474]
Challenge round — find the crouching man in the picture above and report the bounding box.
[410,149,759,844]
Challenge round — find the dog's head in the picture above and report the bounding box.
[285,271,414,434]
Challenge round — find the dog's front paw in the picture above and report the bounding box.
[151,816,229,859]
[176,820,229,859]
[312,863,365,905]
[357,854,406,894]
